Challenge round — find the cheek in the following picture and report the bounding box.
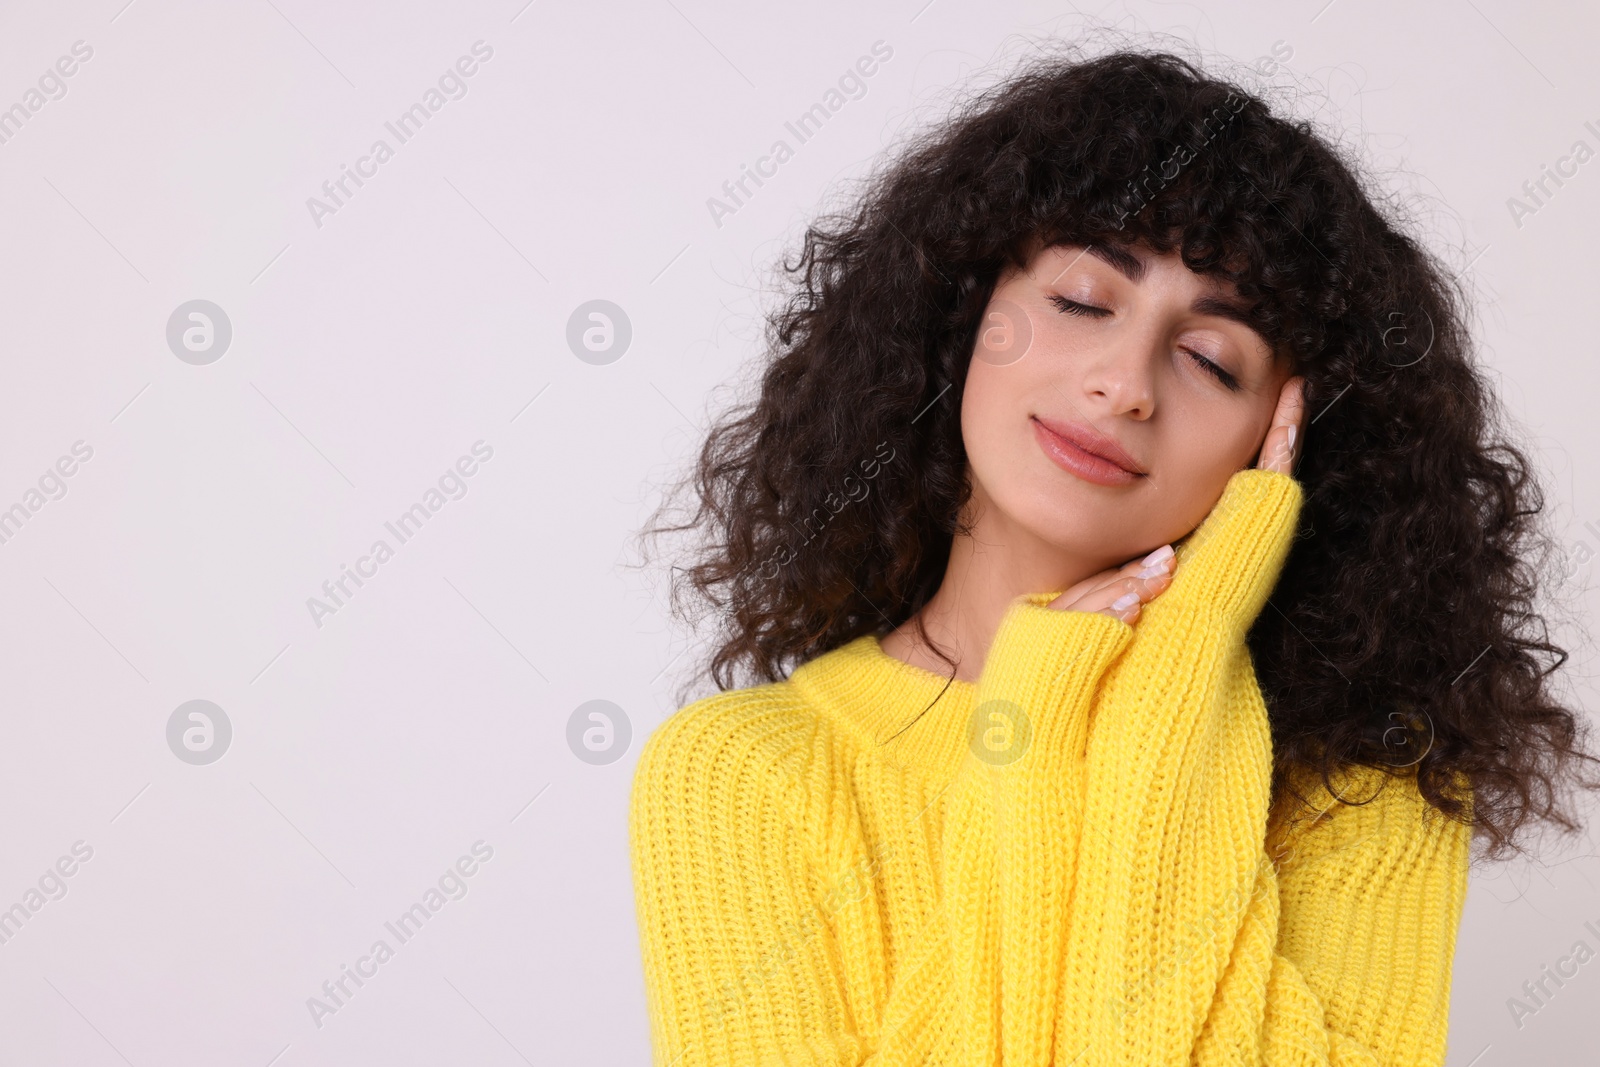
[958,359,1016,458]
[1145,403,1275,535]
[1166,381,1276,467]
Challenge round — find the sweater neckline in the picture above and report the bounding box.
[788,633,980,780]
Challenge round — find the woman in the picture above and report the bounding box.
[630,47,1599,1066]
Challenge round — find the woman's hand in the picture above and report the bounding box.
[1046,544,1176,623]
[1047,375,1307,624]
[1255,375,1307,476]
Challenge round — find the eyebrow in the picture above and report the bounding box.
[1084,242,1146,282]
[1083,243,1261,332]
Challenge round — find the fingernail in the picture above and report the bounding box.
[1141,544,1174,568]
[1111,592,1139,611]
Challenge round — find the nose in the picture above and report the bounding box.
[1079,328,1156,420]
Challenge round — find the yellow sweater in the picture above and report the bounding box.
[630,468,1472,1066]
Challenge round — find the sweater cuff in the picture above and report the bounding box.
[969,599,1134,768]
[1161,468,1304,633]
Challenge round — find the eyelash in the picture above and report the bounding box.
[1048,294,1241,392]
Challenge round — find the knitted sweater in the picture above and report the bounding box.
[630,468,1472,1066]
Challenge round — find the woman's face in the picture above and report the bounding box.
[960,240,1293,570]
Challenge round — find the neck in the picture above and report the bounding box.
[881,483,1104,683]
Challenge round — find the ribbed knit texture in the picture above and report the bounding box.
[630,468,1472,1066]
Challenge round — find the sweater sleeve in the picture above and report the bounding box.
[934,602,1136,1066]
[629,692,859,1067]
[1040,467,1472,1066]
[1252,765,1473,1066]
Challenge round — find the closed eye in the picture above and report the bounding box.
[1184,349,1240,391]
[1049,294,1241,392]
[1049,294,1111,318]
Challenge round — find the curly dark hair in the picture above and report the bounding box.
[639,42,1599,861]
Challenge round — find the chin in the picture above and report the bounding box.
[1000,472,1139,554]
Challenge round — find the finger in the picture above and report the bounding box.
[1258,375,1306,473]
[1083,542,1177,598]
[1256,375,1307,474]
[1051,554,1145,607]
[1049,543,1176,617]
[1093,562,1174,621]
[1096,575,1165,622]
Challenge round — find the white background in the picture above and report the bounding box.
[0,0,1595,1063]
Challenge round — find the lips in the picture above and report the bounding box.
[1031,415,1147,487]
